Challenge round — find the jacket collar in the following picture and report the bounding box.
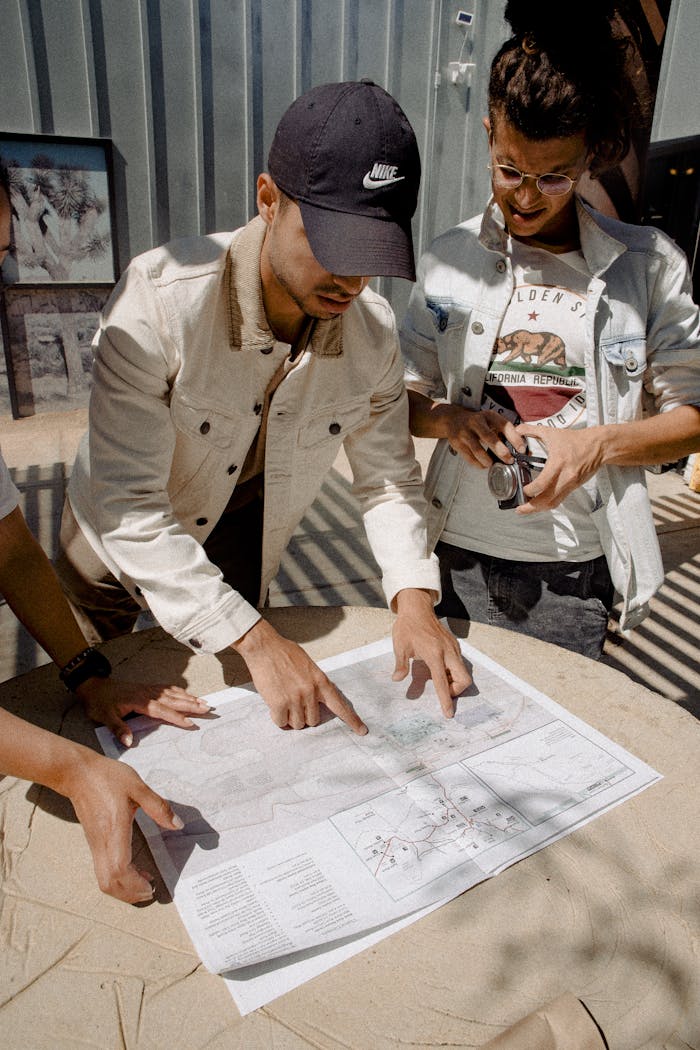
[226,215,343,357]
[478,195,628,277]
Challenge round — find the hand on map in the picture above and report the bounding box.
[392,589,472,717]
[233,617,369,734]
[514,423,604,513]
[76,677,210,748]
[59,745,185,903]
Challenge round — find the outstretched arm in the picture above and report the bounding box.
[0,706,183,902]
[0,506,209,744]
[515,405,700,514]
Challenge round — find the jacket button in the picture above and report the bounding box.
[254,403,262,414]
[496,260,506,273]
[624,355,638,372]
[329,422,341,435]
[461,386,471,397]
[189,638,203,649]
[196,517,208,526]
[431,497,442,509]
[438,316,448,331]
[199,421,210,434]
[260,345,274,354]
[227,464,238,475]
[134,586,142,596]
[471,321,484,335]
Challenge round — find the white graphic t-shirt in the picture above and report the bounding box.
[442,240,604,561]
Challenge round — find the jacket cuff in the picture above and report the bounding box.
[381,557,442,611]
[170,600,262,654]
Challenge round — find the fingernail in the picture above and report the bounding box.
[121,732,133,748]
[171,814,185,830]
[183,718,194,727]
[198,701,211,710]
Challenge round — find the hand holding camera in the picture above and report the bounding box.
[487,441,547,509]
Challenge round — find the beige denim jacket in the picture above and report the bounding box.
[68,216,439,652]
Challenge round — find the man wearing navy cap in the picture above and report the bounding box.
[56,80,471,733]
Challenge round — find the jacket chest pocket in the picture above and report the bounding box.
[171,393,242,449]
[169,393,247,500]
[296,396,370,450]
[600,336,647,378]
[599,336,648,419]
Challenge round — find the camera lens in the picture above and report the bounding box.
[487,462,518,500]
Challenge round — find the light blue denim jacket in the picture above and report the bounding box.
[400,197,700,631]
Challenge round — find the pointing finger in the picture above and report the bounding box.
[321,686,368,735]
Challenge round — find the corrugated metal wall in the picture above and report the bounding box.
[0,0,509,321]
[0,0,685,383]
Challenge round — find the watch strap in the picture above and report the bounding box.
[59,646,112,692]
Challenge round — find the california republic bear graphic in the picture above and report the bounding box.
[496,330,567,368]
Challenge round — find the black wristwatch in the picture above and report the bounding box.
[59,646,112,692]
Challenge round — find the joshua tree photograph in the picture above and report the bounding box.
[0,135,116,285]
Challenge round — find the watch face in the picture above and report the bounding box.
[93,651,112,676]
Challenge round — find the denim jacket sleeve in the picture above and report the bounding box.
[644,234,700,412]
[399,252,448,401]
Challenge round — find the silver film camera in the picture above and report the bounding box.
[487,443,547,510]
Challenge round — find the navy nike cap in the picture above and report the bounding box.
[267,80,421,281]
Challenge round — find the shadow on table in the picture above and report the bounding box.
[440,818,700,1047]
[602,600,700,720]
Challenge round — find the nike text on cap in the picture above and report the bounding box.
[267,79,421,281]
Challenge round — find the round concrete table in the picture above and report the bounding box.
[0,606,697,1049]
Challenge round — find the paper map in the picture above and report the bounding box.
[97,635,661,1014]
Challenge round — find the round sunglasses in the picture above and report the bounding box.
[488,162,577,197]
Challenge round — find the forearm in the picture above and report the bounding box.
[394,587,437,614]
[0,706,96,795]
[407,389,462,440]
[592,405,700,468]
[0,510,87,668]
[0,704,184,904]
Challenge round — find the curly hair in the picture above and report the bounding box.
[488,0,651,176]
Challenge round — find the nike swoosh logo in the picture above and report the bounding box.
[362,172,405,189]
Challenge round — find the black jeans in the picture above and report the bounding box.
[202,493,264,606]
[435,542,615,660]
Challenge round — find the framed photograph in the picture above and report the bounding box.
[0,285,110,416]
[0,132,118,286]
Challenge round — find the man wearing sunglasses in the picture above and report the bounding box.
[399,8,700,660]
